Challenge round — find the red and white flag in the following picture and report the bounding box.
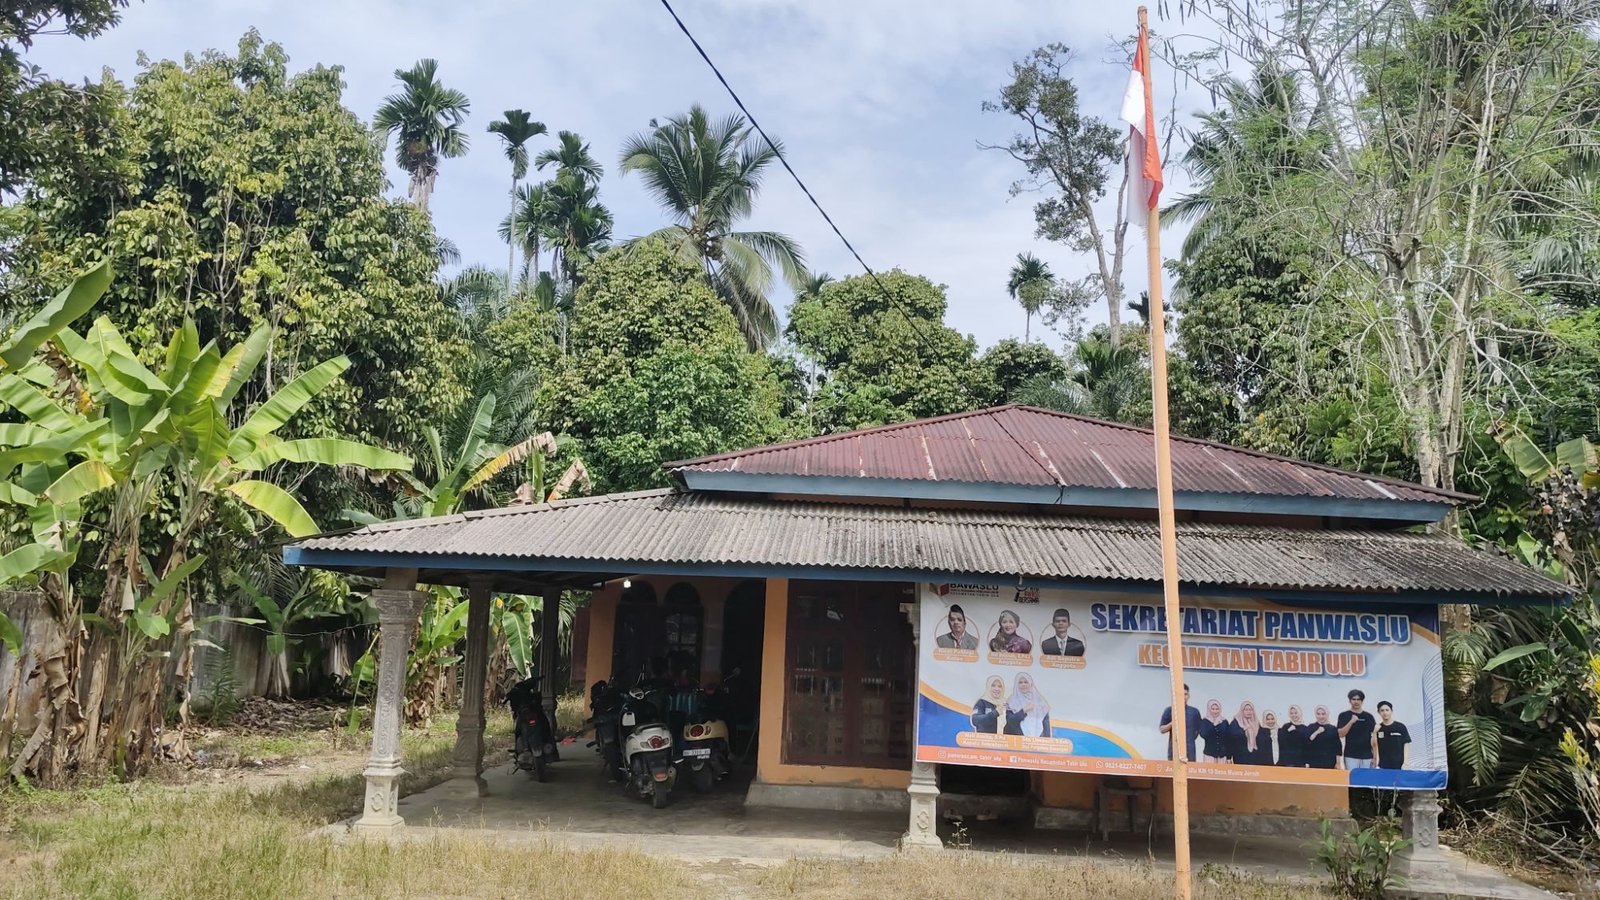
[1119,19,1163,229]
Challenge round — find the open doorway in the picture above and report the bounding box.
[720,580,766,758]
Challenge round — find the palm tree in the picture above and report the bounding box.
[798,272,833,298]
[1127,291,1171,330]
[1007,253,1054,342]
[536,130,603,183]
[488,110,549,277]
[543,172,613,285]
[1016,334,1147,424]
[619,105,808,349]
[499,183,552,283]
[374,59,471,212]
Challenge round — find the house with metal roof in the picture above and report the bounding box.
[285,405,1566,845]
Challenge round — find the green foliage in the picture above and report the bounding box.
[1442,422,1600,852]
[976,339,1066,406]
[1,31,468,468]
[544,241,787,491]
[787,270,981,432]
[1313,816,1409,899]
[198,646,240,726]
[1016,333,1149,426]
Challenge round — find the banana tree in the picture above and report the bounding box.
[0,264,413,784]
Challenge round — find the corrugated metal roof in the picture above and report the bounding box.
[667,405,1474,505]
[293,490,1562,599]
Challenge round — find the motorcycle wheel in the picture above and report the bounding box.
[652,785,670,809]
[690,764,716,793]
[604,744,625,782]
[534,752,548,783]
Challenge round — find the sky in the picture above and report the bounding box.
[30,0,1208,353]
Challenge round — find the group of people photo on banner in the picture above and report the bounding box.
[936,603,1087,657]
[1159,687,1412,770]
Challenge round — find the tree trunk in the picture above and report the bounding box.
[507,175,518,282]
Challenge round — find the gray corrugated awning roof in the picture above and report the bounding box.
[287,490,1568,603]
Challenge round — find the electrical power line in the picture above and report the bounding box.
[654,0,936,350]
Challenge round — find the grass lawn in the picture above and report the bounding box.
[0,710,1318,900]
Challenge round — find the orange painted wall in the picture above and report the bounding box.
[1034,771,1346,816]
[583,582,619,691]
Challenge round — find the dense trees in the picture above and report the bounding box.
[0,33,468,463]
[539,240,788,491]
[787,271,982,431]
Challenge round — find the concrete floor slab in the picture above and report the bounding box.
[330,755,1557,899]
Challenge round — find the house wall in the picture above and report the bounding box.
[577,575,1348,821]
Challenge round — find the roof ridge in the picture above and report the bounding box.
[668,403,1474,505]
[664,405,1028,470]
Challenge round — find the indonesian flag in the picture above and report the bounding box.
[1119,18,1163,229]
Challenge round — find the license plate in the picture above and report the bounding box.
[622,712,635,726]
[683,747,712,758]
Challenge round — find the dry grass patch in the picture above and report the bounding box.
[1,786,696,899]
[756,854,1315,900]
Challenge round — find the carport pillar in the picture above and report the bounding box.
[1395,790,1450,883]
[900,597,943,850]
[539,587,560,724]
[445,577,494,798]
[356,575,426,832]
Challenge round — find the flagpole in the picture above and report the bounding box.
[1137,7,1192,899]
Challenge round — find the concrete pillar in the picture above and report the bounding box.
[355,579,426,832]
[445,578,493,798]
[899,596,943,850]
[1395,789,1451,882]
[540,588,560,725]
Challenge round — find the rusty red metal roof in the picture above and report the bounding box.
[667,405,1473,508]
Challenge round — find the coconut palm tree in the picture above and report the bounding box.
[1007,253,1054,342]
[1017,334,1147,424]
[374,59,471,212]
[535,130,603,183]
[798,272,833,298]
[488,110,548,277]
[619,105,808,349]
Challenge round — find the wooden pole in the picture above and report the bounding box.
[1138,8,1192,898]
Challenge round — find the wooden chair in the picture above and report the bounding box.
[1095,776,1158,841]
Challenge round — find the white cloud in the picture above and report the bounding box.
[29,0,1213,352]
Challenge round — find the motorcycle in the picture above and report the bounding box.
[620,686,677,808]
[679,674,737,792]
[587,680,626,783]
[505,674,557,782]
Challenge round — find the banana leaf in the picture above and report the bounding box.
[232,439,412,474]
[227,480,319,537]
[0,260,110,371]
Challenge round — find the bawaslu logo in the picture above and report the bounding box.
[933,583,1002,599]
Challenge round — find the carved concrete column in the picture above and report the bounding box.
[445,579,494,798]
[899,596,943,850]
[1395,789,1451,882]
[539,587,560,724]
[356,587,427,832]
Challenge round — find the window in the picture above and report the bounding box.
[783,581,915,769]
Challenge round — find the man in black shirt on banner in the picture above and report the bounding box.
[1337,689,1377,770]
[1373,701,1411,770]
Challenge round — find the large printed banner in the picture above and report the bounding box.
[916,585,1447,790]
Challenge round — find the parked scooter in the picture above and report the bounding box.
[620,687,677,808]
[505,674,557,782]
[679,672,737,792]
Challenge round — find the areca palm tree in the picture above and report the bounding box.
[1007,253,1054,342]
[499,183,552,282]
[543,172,613,285]
[535,130,603,183]
[619,105,808,349]
[374,59,471,212]
[488,110,548,277]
